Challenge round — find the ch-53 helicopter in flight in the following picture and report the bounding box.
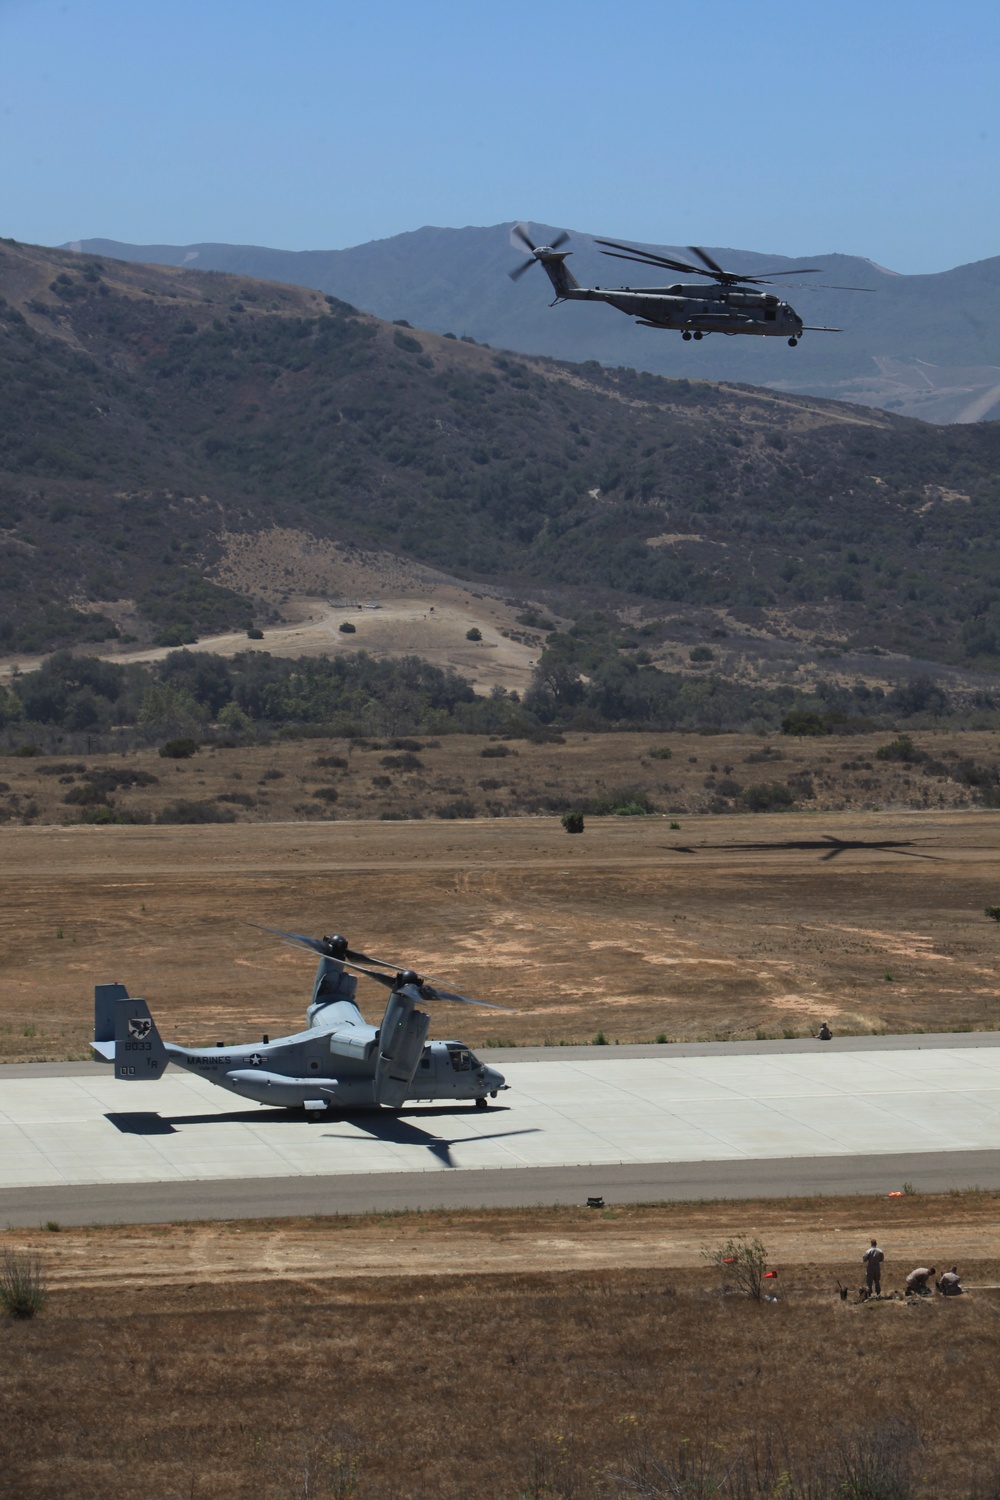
[508,223,870,345]
[91,927,508,1113]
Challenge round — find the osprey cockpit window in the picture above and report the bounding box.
[447,1046,473,1072]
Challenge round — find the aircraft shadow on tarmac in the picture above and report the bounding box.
[665,835,943,862]
[104,1105,538,1168]
[320,1108,538,1168]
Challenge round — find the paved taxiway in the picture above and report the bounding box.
[1,1035,999,1225]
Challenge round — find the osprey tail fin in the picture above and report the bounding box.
[92,982,129,1062]
[113,995,168,1081]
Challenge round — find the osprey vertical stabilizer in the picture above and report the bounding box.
[113,995,169,1081]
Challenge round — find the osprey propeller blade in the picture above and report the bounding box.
[343,959,505,1008]
[251,924,406,970]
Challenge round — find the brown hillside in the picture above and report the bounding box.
[2,237,1000,675]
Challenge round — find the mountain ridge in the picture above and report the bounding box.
[65,225,1000,424]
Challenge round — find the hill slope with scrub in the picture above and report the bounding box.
[2,237,1000,676]
[73,224,1000,423]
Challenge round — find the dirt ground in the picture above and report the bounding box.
[0,529,556,695]
[7,1193,999,1293]
[1,800,1000,1059]
[1,1195,999,1498]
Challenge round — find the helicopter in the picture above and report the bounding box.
[91,926,508,1113]
[508,224,869,345]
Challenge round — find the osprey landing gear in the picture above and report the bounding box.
[475,1095,489,1109]
[788,336,798,346]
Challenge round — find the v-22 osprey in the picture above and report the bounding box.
[91,927,508,1114]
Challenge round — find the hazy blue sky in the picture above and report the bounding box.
[1,0,997,273]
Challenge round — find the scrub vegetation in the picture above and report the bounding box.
[1,1240,998,1497]
[2,239,1000,674]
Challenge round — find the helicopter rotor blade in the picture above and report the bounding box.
[508,256,538,281]
[595,238,704,276]
[689,245,727,277]
[548,229,570,250]
[598,249,694,273]
[745,267,825,279]
[510,221,537,254]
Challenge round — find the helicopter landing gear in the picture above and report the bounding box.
[693,331,704,340]
[682,330,692,340]
[475,1095,489,1109]
[788,336,798,346]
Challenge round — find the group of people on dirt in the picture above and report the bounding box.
[862,1238,963,1298]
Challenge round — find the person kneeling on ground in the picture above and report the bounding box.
[937,1266,963,1295]
[905,1265,936,1296]
[817,1022,833,1040]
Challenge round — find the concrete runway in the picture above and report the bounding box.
[1,1035,999,1226]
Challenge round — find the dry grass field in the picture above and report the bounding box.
[1,1194,999,1498]
[4,729,1000,828]
[1,782,1000,1059]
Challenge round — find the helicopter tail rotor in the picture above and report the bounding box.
[508,223,576,297]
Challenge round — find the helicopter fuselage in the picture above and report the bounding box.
[565,281,804,338]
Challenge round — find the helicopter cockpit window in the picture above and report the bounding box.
[448,1047,473,1072]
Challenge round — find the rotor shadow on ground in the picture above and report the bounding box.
[665,835,944,862]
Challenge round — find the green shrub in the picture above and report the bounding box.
[435,798,477,819]
[740,781,794,812]
[689,645,714,663]
[339,620,357,634]
[561,810,585,834]
[159,737,199,759]
[648,746,673,760]
[156,800,236,824]
[703,1234,770,1301]
[781,710,828,736]
[587,788,657,816]
[0,1249,46,1318]
[986,906,1000,923]
[465,627,483,641]
[876,734,923,763]
[154,623,199,648]
[481,744,511,758]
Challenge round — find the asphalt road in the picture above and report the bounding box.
[2,1150,1000,1228]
